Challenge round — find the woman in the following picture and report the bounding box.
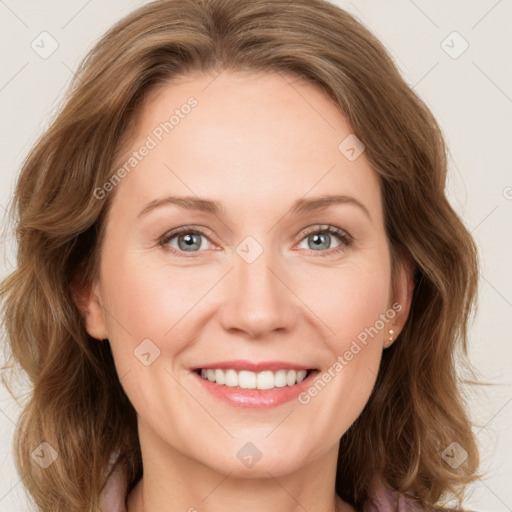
[1,0,483,511]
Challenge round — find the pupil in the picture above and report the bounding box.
[311,233,329,250]
[179,233,200,251]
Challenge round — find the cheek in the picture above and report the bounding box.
[296,255,392,345]
[99,253,204,414]
[294,264,390,443]
[100,250,207,343]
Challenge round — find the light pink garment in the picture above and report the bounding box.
[362,484,428,511]
[100,462,128,512]
[99,464,461,512]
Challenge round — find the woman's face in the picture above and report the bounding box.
[83,71,412,478]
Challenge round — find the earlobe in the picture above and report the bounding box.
[387,252,416,344]
[383,328,395,349]
[71,274,109,341]
[84,288,109,341]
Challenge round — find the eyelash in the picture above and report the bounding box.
[158,224,353,259]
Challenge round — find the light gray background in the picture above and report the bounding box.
[1,1,511,511]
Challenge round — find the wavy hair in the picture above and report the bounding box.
[1,0,484,510]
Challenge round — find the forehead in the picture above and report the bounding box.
[108,70,382,222]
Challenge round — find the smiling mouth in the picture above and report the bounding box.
[194,368,318,390]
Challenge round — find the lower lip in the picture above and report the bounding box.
[192,370,319,408]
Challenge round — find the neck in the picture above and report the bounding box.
[126,422,355,512]
[130,481,352,512]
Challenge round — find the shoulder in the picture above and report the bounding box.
[100,452,128,512]
[362,483,477,512]
[362,483,423,511]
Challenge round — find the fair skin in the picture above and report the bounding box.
[81,70,413,512]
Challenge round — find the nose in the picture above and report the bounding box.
[219,245,298,339]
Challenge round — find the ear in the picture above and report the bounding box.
[71,271,109,341]
[387,249,415,344]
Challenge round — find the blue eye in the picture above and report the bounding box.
[159,229,211,255]
[296,225,352,254]
[158,224,353,258]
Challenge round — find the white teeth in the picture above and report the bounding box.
[215,369,225,385]
[257,371,274,390]
[239,370,256,389]
[286,369,297,386]
[198,368,309,389]
[274,369,287,387]
[296,370,307,383]
[224,369,238,387]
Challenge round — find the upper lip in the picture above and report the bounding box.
[191,360,315,372]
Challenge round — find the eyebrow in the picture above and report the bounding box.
[137,194,372,221]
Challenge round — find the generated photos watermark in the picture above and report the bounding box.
[298,302,403,404]
[93,96,198,200]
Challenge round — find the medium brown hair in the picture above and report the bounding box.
[1,0,484,510]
